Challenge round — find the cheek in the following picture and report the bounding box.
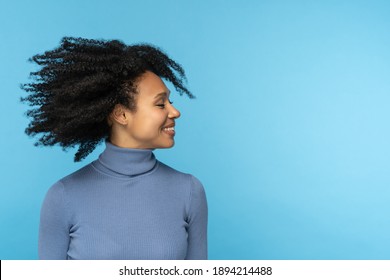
[134,112,166,135]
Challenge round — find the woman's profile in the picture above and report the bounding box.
[21,37,208,260]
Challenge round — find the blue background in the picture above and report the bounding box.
[1,0,390,259]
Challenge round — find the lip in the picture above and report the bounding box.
[162,123,175,136]
[162,122,175,129]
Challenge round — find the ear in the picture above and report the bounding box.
[109,104,130,126]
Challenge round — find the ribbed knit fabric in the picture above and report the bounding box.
[38,141,208,260]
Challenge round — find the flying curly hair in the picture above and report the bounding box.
[21,37,193,162]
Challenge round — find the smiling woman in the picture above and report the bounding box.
[21,37,207,260]
[109,72,181,149]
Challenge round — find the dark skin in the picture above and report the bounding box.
[109,71,181,149]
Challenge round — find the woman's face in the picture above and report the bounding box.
[110,71,181,149]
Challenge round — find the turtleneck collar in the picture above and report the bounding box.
[97,141,157,177]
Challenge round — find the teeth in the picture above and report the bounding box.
[164,127,175,131]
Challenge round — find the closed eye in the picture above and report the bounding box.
[156,100,173,109]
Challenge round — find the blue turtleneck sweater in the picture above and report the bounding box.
[38,142,208,260]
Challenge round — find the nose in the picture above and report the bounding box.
[168,103,181,119]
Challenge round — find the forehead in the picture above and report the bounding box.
[136,71,169,99]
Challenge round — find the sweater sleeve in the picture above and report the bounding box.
[185,175,208,260]
[38,181,70,259]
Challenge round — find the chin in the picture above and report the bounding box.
[158,141,175,149]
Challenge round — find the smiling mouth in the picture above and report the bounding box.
[162,126,175,136]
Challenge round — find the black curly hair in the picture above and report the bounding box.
[21,37,193,162]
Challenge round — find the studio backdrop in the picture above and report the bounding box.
[1,0,390,259]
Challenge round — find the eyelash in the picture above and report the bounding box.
[157,100,173,108]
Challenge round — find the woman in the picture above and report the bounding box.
[22,37,208,260]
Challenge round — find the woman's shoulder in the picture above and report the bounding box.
[47,162,96,192]
[156,161,205,190]
[61,162,96,182]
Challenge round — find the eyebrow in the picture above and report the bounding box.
[154,91,171,99]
